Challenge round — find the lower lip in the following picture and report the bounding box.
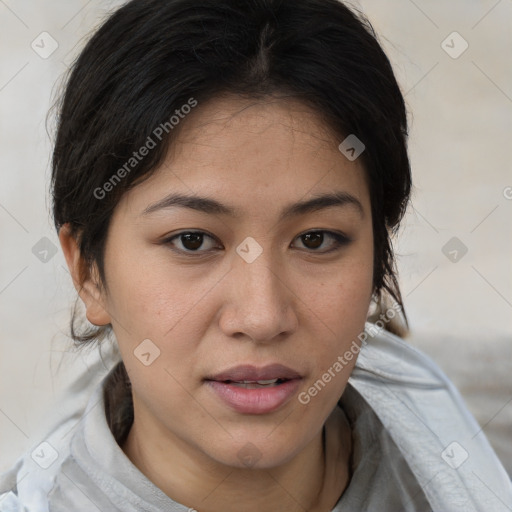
[206,379,301,414]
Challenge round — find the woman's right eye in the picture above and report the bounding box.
[163,231,221,255]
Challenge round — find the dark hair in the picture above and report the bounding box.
[51,0,411,348]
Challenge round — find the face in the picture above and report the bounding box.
[93,95,374,469]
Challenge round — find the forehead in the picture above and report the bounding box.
[118,95,370,218]
[171,95,349,168]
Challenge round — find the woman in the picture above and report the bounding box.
[1,0,510,510]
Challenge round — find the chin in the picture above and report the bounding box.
[206,434,304,471]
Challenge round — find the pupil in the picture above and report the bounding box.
[303,232,323,249]
[182,233,203,250]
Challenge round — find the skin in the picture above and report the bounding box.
[60,95,374,511]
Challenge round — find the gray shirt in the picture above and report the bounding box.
[2,323,511,511]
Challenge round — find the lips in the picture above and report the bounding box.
[206,364,302,383]
[205,364,303,414]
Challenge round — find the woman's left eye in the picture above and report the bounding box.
[162,230,350,255]
[292,230,351,253]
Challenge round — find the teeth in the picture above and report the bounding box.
[229,378,281,388]
[250,379,278,385]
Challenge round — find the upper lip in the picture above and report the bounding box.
[206,364,302,382]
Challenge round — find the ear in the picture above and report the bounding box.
[59,223,111,326]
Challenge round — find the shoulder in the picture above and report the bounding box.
[349,322,512,511]
[0,413,77,511]
[0,353,121,511]
[0,490,25,511]
[0,385,113,512]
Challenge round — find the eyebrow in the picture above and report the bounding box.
[142,190,364,220]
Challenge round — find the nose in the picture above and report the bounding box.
[218,250,299,344]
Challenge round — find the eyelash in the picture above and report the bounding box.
[161,230,352,257]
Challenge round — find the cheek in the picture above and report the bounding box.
[103,244,208,338]
[305,254,373,323]
[102,250,219,389]
[300,254,373,366]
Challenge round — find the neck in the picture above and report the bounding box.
[122,403,351,512]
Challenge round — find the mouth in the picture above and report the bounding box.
[205,363,303,383]
[204,364,303,414]
[218,378,289,389]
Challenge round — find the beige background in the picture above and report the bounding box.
[1,0,511,480]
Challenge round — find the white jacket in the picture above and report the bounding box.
[1,323,511,511]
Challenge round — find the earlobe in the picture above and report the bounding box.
[58,223,112,326]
